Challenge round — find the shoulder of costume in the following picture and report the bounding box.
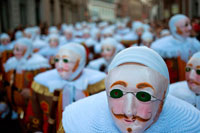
[82,68,106,95]
[146,94,200,132]
[32,69,60,96]
[3,57,18,72]
[122,32,137,41]
[169,81,196,105]
[33,39,47,49]
[62,91,120,132]
[87,58,106,70]
[151,35,181,58]
[85,38,97,47]
[34,69,60,87]
[38,46,58,56]
[22,53,50,70]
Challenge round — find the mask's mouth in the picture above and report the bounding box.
[57,68,69,72]
[187,80,200,86]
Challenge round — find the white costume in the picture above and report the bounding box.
[87,37,124,72]
[169,81,200,109]
[62,46,200,132]
[151,14,200,62]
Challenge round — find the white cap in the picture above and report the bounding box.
[192,51,200,59]
[108,46,169,96]
[141,31,153,42]
[0,33,10,40]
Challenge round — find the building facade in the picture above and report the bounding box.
[150,0,200,21]
[0,0,89,33]
[88,0,117,22]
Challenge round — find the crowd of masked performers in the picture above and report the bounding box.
[0,14,200,133]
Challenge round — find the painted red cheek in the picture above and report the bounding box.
[63,64,70,69]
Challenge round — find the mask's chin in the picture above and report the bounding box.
[15,55,23,60]
[59,72,71,80]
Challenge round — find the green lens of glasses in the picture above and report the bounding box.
[110,89,123,98]
[63,59,69,63]
[136,91,151,102]
[196,69,200,75]
[185,67,191,72]
[54,58,59,62]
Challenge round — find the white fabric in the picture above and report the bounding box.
[132,21,144,31]
[169,81,200,110]
[34,68,106,109]
[84,38,97,47]
[37,46,58,58]
[48,26,58,34]
[108,46,169,82]
[59,36,74,45]
[47,33,59,42]
[151,35,200,62]
[32,39,47,49]
[122,32,138,41]
[160,29,170,37]
[0,33,10,40]
[100,37,125,54]
[62,91,200,132]
[58,43,86,81]
[87,57,108,72]
[0,43,13,52]
[192,51,200,58]
[141,31,153,41]
[4,54,50,72]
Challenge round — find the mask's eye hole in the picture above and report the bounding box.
[196,69,200,75]
[54,58,59,62]
[136,91,151,102]
[110,89,123,99]
[185,67,191,72]
[63,59,68,63]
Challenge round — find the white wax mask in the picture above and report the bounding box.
[101,44,116,61]
[49,38,59,48]
[13,44,27,60]
[64,32,73,40]
[175,17,192,38]
[142,40,152,48]
[136,28,144,36]
[105,64,168,133]
[186,57,200,94]
[1,38,10,45]
[55,49,80,80]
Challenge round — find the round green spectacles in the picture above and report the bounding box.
[185,67,200,75]
[54,58,69,63]
[109,89,162,102]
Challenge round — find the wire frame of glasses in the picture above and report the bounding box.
[185,66,200,75]
[108,89,163,102]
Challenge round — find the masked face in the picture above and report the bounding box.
[175,17,192,38]
[49,38,59,48]
[1,38,10,45]
[55,49,80,80]
[64,32,73,40]
[101,44,115,61]
[142,40,152,48]
[136,28,144,36]
[13,44,27,60]
[185,58,200,94]
[106,64,168,133]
